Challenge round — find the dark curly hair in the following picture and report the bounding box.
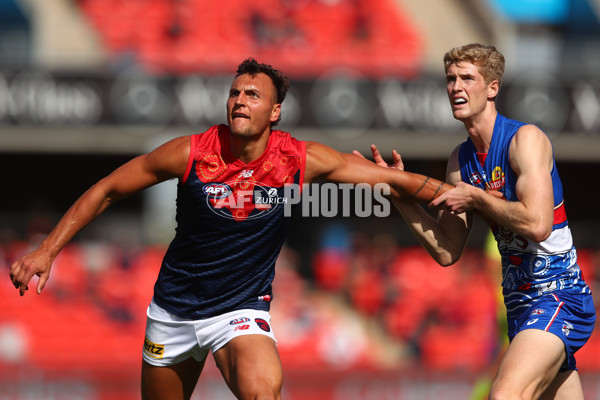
[235,58,290,126]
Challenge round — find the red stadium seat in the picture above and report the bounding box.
[312,249,350,292]
[78,0,424,77]
[420,325,491,372]
[383,297,428,340]
[349,268,386,316]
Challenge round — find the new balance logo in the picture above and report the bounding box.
[239,169,254,178]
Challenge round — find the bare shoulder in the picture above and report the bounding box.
[145,135,192,179]
[510,124,553,173]
[446,144,463,185]
[156,135,191,153]
[512,124,551,149]
[448,143,462,162]
[305,140,338,158]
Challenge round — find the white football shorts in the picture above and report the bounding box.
[142,298,277,366]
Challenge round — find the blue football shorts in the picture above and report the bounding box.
[507,291,596,371]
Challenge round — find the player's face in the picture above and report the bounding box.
[446,62,496,122]
[227,73,281,138]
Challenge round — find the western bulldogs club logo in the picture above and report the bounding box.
[562,321,573,336]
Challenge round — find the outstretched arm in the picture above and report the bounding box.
[354,144,471,265]
[305,141,451,203]
[9,136,191,296]
[394,147,472,266]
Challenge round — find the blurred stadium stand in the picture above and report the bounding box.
[1,0,600,399]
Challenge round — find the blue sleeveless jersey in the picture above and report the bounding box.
[153,125,306,319]
[458,114,591,320]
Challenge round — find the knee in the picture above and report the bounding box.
[488,383,526,400]
[237,376,282,400]
[238,388,281,400]
[239,391,280,400]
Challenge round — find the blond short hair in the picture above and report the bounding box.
[443,43,505,88]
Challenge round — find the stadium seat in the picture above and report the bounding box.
[78,0,424,78]
[383,297,428,341]
[47,244,89,299]
[420,325,491,372]
[348,268,385,316]
[312,249,350,292]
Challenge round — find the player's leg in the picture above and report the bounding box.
[141,358,205,400]
[142,300,210,400]
[539,370,584,400]
[213,334,283,400]
[489,329,566,400]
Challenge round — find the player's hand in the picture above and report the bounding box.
[352,144,404,170]
[9,249,53,296]
[430,184,505,224]
[429,181,477,213]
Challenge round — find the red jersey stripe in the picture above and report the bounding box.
[545,301,564,331]
[553,201,567,225]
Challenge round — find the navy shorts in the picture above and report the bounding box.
[507,292,596,371]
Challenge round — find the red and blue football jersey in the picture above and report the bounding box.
[153,125,306,319]
[458,114,592,315]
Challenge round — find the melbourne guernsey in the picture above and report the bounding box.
[153,124,306,319]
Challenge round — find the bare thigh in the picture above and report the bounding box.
[141,357,205,400]
[540,370,584,400]
[490,329,568,399]
[213,334,283,400]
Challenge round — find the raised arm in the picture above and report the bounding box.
[9,136,191,296]
[304,141,451,202]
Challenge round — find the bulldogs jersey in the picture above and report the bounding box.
[458,114,591,320]
[153,125,306,319]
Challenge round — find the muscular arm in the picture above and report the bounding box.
[404,124,554,265]
[307,141,466,265]
[304,141,450,201]
[471,125,554,241]
[391,146,472,266]
[430,125,554,241]
[10,136,191,295]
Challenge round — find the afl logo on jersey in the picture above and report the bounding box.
[469,172,484,186]
[203,183,232,199]
[205,180,288,221]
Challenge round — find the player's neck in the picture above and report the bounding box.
[228,128,272,163]
[463,108,497,153]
